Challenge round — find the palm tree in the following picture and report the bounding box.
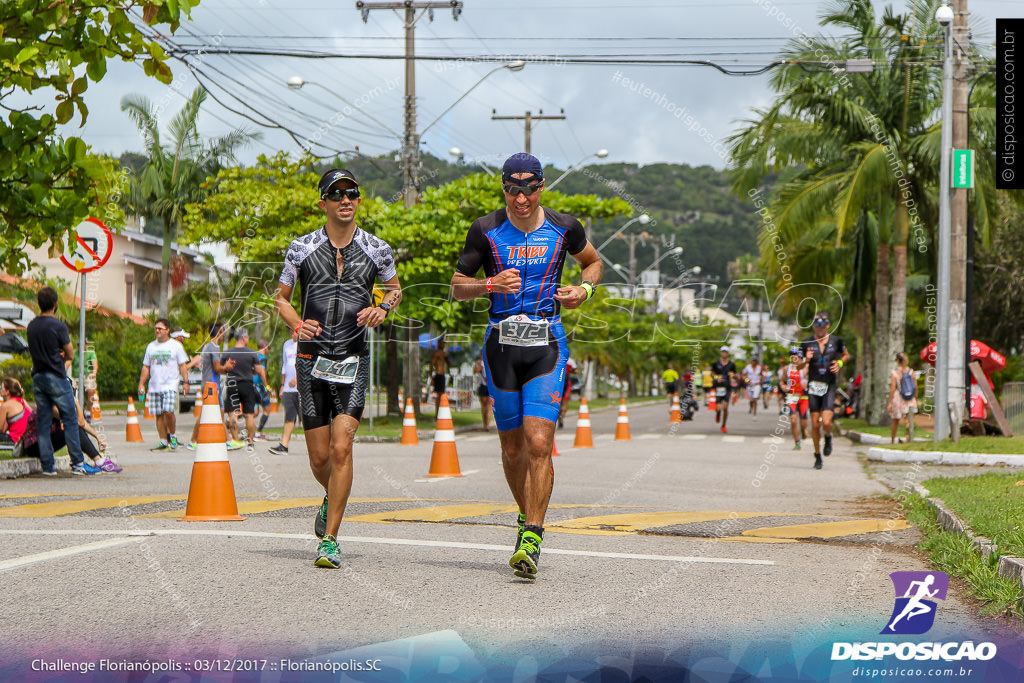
[121,88,259,314]
[727,0,995,424]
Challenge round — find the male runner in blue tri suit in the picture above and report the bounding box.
[275,169,402,569]
[451,153,602,580]
[799,312,850,470]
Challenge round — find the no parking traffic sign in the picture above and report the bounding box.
[59,217,113,273]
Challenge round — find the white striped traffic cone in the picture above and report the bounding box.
[400,397,418,445]
[426,394,462,477]
[180,382,244,521]
[614,398,631,441]
[573,397,594,448]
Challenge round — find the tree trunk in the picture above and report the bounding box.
[404,325,421,418]
[889,201,909,364]
[160,215,173,315]
[853,304,872,419]
[869,245,892,426]
[385,326,400,416]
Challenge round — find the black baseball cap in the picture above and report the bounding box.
[501,153,544,184]
[318,169,359,196]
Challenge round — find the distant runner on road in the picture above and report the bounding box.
[451,153,602,580]
[799,312,850,470]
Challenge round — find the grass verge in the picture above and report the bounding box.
[884,436,1024,455]
[920,473,1024,559]
[903,492,1024,621]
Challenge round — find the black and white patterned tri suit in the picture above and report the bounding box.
[279,225,397,428]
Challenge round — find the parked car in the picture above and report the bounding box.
[179,366,204,413]
[0,331,29,363]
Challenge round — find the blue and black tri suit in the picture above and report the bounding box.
[455,207,589,431]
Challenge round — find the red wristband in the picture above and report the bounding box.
[486,277,493,293]
[295,323,303,336]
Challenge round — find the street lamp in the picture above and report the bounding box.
[420,61,525,137]
[935,1,954,443]
[545,149,609,190]
[597,213,650,253]
[449,146,496,175]
[286,76,402,138]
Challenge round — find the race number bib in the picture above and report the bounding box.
[715,387,727,398]
[498,315,550,347]
[808,381,829,397]
[786,394,800,405]
[311,355,359,385]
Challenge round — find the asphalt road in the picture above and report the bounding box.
[1,398,1019,679]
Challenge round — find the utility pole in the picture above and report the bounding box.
[356,0,463,418]
[948,0,970,440]
[490,109,565,154]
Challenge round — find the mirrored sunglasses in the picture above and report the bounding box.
[323,187,361,201]
[502,183,542,197]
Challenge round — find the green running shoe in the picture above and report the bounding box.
[314,535,341,569]
[510,529,543,580]
[314,494,328,539]
[514,511,526,551]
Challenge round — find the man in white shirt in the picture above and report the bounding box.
[137,318,190,450]
[270,328,299,455]
[743,358,763,420]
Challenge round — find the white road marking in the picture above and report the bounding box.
[0,529,774,566]
[639,434,662,440]
[722,435,746,443]
[414,469,480,483]
[463,435,495,442]
[0,538,134,572]
[679,434,707,440]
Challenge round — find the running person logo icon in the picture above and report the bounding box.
[882,571,949,635]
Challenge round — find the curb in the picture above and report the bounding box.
[0,454,71,479]
[866,447,1024,467]
[913,482,1024,593]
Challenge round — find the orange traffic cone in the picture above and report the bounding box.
[426,394,462,477]
[180,382,244,521]
[193,387,202,418]
[125,397,144,442]
[90,392,102,422]
[143,393,154,419]
[400,398,419,445]
[615,398,631,441]
[573,397,594,448]
[708,390,717,413]
[552,440,560,457]
[268,388,279,414]
[669,394,683,423]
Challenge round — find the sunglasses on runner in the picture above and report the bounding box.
[322,187,361,201]
[812,317,830,327]
[502,183,542,196]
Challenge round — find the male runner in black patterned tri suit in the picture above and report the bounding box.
[274,169,402,569]
[799,312,850,470]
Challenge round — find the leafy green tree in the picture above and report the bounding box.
[121,87,259,315]
[0,0,195,274]
[727,0,996,424]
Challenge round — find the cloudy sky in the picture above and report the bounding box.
[48,0,1017,172]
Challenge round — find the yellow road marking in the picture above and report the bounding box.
[741,519,912,539]
[347,503,519,523]
[138,497,449,519]
[0,496,184,518]
[715,536,799,544]
[0,493,95,500]
[547,511,787,536]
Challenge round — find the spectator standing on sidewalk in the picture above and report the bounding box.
[26,287,89,475]
[253,338,272,440]
[138,319,190,451]
[270,328,299,454]
[887,352,918,444]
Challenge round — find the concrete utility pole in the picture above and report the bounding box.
[357,1,464,208]
[356,0,463,418]
[935,2,954,443]
[948,0,970,440]
[490,109,565,154]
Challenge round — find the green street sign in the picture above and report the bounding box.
[953,149,974,189]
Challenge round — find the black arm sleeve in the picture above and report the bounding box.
[455,221,488,277]
[564,216,588,255]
